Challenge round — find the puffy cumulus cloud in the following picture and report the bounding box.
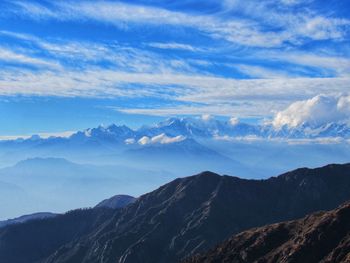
[201,114,212,121]
[138,136,151,145]
[152,134,186,144]
[229,117,239,126]
[138,133,186,145]
[338,96,350,112]
[273,94,350,128]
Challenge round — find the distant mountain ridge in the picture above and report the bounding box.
[0,157,174,220]
[95,195,136,209]
[1,163,350,263]
[0,212,58,228]
[1,117,349,184]
[3,117,350,145]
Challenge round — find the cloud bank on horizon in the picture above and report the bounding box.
[273,94,350,128]
[0,0,349,135]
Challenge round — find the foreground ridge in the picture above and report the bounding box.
[184,201,350,263]
[1,163,350,263]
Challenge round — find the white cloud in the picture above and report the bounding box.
[280,0,305,5]
[201,114,212,121]
[1,30,347,102]
[213,134,346,145]
[147,42,203,52]
[34,1,282,47]
[0,47,60,69]
[176,77,350,104]
[138,133,185,145]
[338,95,350,112]
[1,62,347,99]
[116,103,281,118]
[235,64,292,78]
[273,94,350,128]
[0,57,349,118]
[11,1,59,19]
[221,0,349,43]
[0,29,349,119]
[214,134,263,142]
[138,136,151,145]
[10,0,349,48]
[0,8,348,119]
[297,16,348,41]
[124,138,136,145]
[39,131,76,138]
[229,117,239,125]
[262,51,350,77]
[0,130,75,141]
[0,31,199,75]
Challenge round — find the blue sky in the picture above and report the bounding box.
[0,0,349,136]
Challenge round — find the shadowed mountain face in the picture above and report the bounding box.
[0,208,115,263]
[184,202,350,263]
[1,163,350,263]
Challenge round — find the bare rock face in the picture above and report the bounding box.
[184,202,350,263]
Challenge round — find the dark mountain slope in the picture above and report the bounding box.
[0,208,114,263]
[184,201,350,263]
[44,163,350,263]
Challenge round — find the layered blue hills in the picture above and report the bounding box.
[0,117,349,219]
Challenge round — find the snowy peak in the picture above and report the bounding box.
[142,117,258,138]
[4,117,350,146]
[70,124,135,142]
[267,121,350,139]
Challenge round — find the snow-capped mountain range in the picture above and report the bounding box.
[9,117,350,145]
[1,116,349,174]
[1,117,350,220]
[149,117,350,139]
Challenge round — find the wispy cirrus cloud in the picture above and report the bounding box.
[0,46,60,69]
[2,28,348,82]
[1,65,348,100]
[147,42,204,52]
[114,103,279,117]
[0,0,349,119]
[0,31,203,76]
[0,28,349,117]
[8,0,350,48]
[9,1,276,47]
[234,64,292,79]
[259,51,350,77]
[221,0,349,43]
